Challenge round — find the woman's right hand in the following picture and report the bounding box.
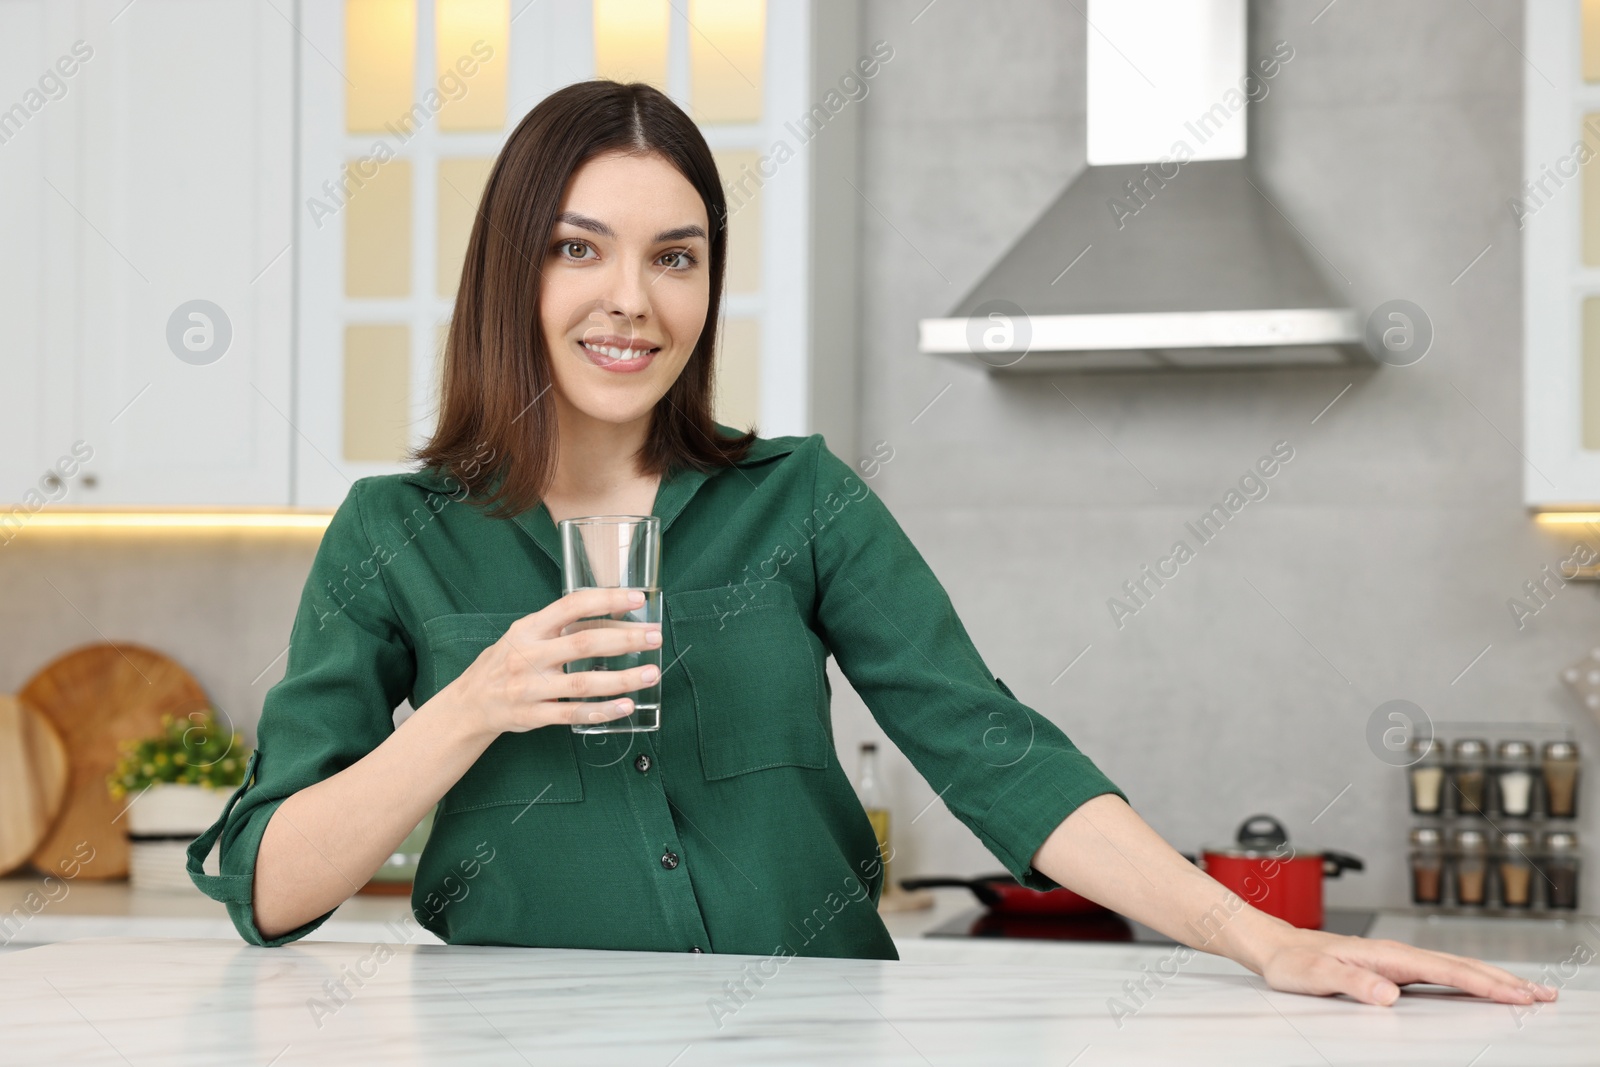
[446,587,662,738]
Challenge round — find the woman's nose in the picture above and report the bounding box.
[601,262,651,321]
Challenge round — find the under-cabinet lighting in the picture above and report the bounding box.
[1533,512,1600,526]
[4,510,335,533]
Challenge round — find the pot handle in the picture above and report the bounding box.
[898,877,983,891]
[1236,814,1289,850]
[1322,850,1365,878]
[899,875,1011,909]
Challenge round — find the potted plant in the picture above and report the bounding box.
[107,710,251,892]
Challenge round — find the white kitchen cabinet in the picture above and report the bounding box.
[0,0,294,509]
[1523,0,1600,508]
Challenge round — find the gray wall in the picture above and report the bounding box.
[822,0,1600,914]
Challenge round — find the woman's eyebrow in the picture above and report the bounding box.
[653,224,707,243]
[555,213,705,245]
[556,211,613,236]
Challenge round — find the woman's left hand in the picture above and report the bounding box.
[1256,927,1560,1006]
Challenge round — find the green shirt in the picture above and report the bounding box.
[187,428,1124,959]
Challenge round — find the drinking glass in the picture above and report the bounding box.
[557,514,661,734]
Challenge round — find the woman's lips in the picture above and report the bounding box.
[577,339,659,373]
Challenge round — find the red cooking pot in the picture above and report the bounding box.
[1199,814,1363,930]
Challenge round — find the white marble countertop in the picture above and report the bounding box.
[6,878,1600,1064]
[0,874,445,951]
[3,933,1598,1065]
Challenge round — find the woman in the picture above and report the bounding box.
[188,80,1553,1009]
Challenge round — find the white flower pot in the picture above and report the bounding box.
[127,784,231,894]
[127,783,229,836]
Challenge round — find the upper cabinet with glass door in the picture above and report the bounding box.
[294,0,859,508]
[1525,0,1600,507]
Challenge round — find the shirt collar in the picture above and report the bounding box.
[398,425,796,571]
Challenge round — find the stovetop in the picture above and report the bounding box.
[923,907,1375,944]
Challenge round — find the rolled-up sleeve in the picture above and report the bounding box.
[187,478,417,945]
[809,440,1125,890]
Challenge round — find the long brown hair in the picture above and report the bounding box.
[411,80,756,518]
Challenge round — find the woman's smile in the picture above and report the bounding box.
[576,333,661,373]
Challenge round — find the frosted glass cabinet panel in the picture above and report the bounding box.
[715,316,761,433]
[344,325,413,462]
[1585,298,1600,451]
[593,0,670,89]
[689,0,765,124]
[344,159,413,298]
[1585,0,1600,82]
[435,0,509,130]
[436,156,496,297]
[346,0,416,133]
[714,148,764,294]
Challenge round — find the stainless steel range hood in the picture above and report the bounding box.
[918,0,1366,373]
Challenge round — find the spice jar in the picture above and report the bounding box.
[1408,739,1446,815]
[1451,738,1488,816]
[1408,827,1444,905]
[1538,831,1581,910]
[1497,830,1535,909]
[1452,828,1489,906]
[1542,741,1581,819]
[1493,740,1536,818]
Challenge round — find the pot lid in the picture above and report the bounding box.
[1203,814,1323,859]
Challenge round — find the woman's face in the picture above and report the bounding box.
[539,149,711,435]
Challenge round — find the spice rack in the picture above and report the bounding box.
[1405,735,1581,915]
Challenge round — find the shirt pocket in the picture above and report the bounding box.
[422,611,584,810]
[667,581,831,780]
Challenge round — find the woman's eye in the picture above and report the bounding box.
[560,240,592,260]
[658,250,696,270]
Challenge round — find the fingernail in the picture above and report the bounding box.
[613,699,632,714]
[646,629,662,645]
[630,591,645,605]
[641,665,660,682]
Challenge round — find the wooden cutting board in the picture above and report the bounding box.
[0,694,70,876]
[22,643,210,879]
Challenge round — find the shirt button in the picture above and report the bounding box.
[660,850,680,870]
[689,946,703,953]
[634,753,652,773]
